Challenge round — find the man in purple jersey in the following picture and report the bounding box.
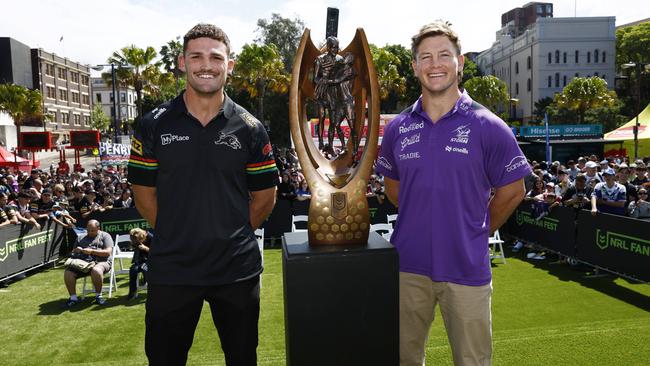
[375,21,531,366]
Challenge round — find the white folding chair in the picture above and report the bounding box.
[292,215,308,232]
[113,234,134,275]
[81,244,117,298]
[370,223,394,241]
[489,230,506,264]
[255,228,264,288]
[387,214,398,227]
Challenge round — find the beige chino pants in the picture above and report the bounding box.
[399,272,493,366]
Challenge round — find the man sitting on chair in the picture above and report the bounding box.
[63,219,114,308]
[127,227,152,300]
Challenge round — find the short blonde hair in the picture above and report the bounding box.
[411,20,461,59]
[129,228,147,243]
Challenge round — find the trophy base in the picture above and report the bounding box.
[282,231,399,366]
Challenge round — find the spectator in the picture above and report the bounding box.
[69,186,85,212]
[591,168,626,216]
[554,169,571,196]
[631,162,648,187]
[22,169,39,190]
[62,220,113,308]
[80,190,103,218]
[524,178,545,201]
[49,203,76,228]
[30,188,55,221]
[114,189,134,208]
[371,179,386,204]
[278,172,297,200]
[617,164,638,210]
[628,188,650,219]
[295,180,311,201]
[0,193,18,227]
[562,174,592,209]
[127,227,152,300]
[584,161,603,187]
[11,191,41,229]
[52,183,69,207]
[566,160,579,180]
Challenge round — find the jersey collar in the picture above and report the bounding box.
[409,89,474,122]
[171,91,236,120]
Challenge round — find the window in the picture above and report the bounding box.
[120,92,126,103]
[575,50,579,63]
[58,89,68,102]
[515,62,519,74]
[129,94,132,104]
[57,67,67,80]
[110,107,115,117]
[594,49,599,63]
[84,115,91,126]
[81,75,89,86]
[587,52,591,63]
[563,75,567,86]
[96,93,102,103]
[575,72,579,78]
[73,114,81,126]
[71,91,80,104]
[82,94,89,105]
[548,52,552,64]
[602,74,606,81]
[594,72,599,77]
[515,82,519,95]
[62,112,70,125]
[555,50,560,64]
[46,86,56,99]
[527,78,531,91]
[45,64,55,76]
[602,51,606,63]
[563,52,567,63]
[70,72,79,84]
[109,92,114,103]
[527,56,531,69]
[548,75,552,88]
[555,73,560,87]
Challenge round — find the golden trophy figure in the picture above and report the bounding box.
[289,27,380,246]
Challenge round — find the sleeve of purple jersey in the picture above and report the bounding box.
[375,120,399,180]
[484,119,531,188]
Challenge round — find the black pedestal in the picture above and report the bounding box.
[282,231,399,366]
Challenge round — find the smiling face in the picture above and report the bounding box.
[179,37,233,96]
[412,35,464,99]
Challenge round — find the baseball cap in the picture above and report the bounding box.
[41,188,53,195]
[546,182,555,187]
[602,168,616,176]
[585,161,598,168]
[600,160,609,165]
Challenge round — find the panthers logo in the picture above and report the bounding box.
[214,132,242,150]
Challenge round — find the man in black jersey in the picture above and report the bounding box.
[129,23,278,366]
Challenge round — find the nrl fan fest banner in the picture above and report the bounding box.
[99,142,131,167]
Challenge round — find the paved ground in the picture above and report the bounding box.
[34,149,102,173]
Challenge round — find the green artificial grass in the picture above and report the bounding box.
[1,249,649,365]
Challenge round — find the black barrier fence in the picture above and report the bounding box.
[0,221,68,281]
[502,202,650,283]
[72,208,151,238]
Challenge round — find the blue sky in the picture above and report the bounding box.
[1,0,646,68]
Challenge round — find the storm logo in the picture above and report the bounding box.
[451,124,471,144]
[505,156,528,173]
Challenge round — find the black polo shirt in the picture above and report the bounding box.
[128,93,278,286]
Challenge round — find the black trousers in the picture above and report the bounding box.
[145,276,260,366]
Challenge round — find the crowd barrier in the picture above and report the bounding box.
[502,203,650,283]
[0,220,69,281]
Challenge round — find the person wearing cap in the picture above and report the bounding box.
[591,168,627,216]
[30,188,55,221]
[553,169,570,196]
[562,174,593,209]
[80,189,103,219]
[599,159,609,169]
[631,162,648,187]
[566,160,579,180]
[584,161,603,187]
[50,203,76,228]
[11,191,41,229]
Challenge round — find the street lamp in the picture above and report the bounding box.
[621,62,650,160]
[92,63,133,142]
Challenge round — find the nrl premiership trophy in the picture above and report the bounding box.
[289,27,380,246]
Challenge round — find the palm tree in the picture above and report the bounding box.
[0,83,42,145]
[104,45,161,118]
[231,43,289,124]
[159,37,183,95]
[554,77,617,124]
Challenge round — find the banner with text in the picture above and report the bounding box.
[99,142,131,167]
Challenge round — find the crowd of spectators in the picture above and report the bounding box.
[0,164,133,231]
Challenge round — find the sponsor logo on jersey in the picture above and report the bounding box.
[399,152,421,160]
[450,124,471,144]
[445,145,469,155]
[399,121,425,134]
[262,143,273,156]
[214,132,242,150]
[504,155,527,173]
[131,137,143,155]
[152,107,167,120]
[400,133,421,151]
[160,134,190,146]
[377,156,393,170]
[240,112,258,127]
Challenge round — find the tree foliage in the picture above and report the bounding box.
[461,58,482,86]
[464,75,510,119]
[370,44,406,110]
[90,104,111,132]
[553,77,617,124]
[231,43,289,124]
[159,36,184,96]
[616,22,650,67]
[255,13,305,73]
[0,83,43,144]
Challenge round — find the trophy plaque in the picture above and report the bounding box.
[289,28,380,246]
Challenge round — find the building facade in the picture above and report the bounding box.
[91,77,137,130]
[31,48,92,141]
[476,9,616,123]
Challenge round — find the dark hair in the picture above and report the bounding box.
[183,23,231,55]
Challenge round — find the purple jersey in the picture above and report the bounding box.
[376,91,531,286]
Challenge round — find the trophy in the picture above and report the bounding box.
[289,28,380,246]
